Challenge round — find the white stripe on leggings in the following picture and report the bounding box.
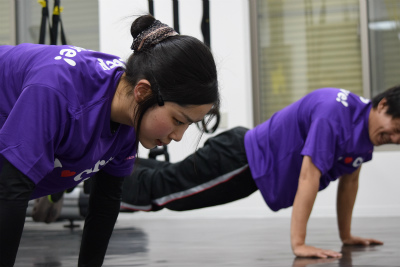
[153,164,249,206]
[120,202,152,211]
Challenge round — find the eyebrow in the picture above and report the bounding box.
[181,112,198,124]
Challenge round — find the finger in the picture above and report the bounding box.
[315,253,328,259]
[350,240,369,246]
[295,250,326,258]
[309,250,341,259]
[321,250,342,258]
[361,240,370,246]
[367,239,384,245]
[343,239,370,246]
[351,238,383,246]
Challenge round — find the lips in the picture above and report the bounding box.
[156,139,164,146]
[156,139,171,146]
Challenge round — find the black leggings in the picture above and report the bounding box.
[0,159,124,267]
[121,126,258,212]
[78,171,125,267]
[0,159,35,267]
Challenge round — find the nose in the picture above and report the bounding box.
[169,125,189,142]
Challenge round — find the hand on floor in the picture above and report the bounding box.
[342,235,384,246]
[293,244,342,258]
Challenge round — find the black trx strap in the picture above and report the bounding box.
[201,0,210,48]
[199,0,219,133]
[50,0,67,45]
[38,0,67,45]
[38,0,50,44]
[172,0,180,33]
[148,0,154,16]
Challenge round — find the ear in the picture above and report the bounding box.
[377,98,388,113]
[134,79,152,103]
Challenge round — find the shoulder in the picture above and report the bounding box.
[305,87,369,106]
[301,88,366,118]
[303,88,346,105]
[6,44,125,77]
[49,46,125,71]
[14,44,125,73]
[25,46,124,98]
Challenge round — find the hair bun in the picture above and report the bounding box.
[130,17,178,52]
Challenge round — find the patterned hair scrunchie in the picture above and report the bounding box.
[131,20,178,52]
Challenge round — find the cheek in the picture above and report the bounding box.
[152,122,172,137]
[141,113,172,137]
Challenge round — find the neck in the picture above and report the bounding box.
[110,74,137,127]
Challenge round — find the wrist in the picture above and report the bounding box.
[339,232,352,241]
[291,235,306,249]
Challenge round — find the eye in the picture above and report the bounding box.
[174,118,184,126]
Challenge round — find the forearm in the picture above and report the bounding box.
[290,156,321,249]
[78,172,125,267]
[291,175,319,248]
[336,168,360,241]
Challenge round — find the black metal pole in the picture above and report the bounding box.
[173,0,179,33]
[38,0,49,44]
[201,0,210,48]
[148,0,154,16]
[51,0,61,45]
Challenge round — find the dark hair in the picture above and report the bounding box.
[123,15,219,147]
[371,84,400,118]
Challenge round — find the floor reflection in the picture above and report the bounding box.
[17,222,148,267]
[291,244,391,267]
[16,217,399,267]
[292,257,338,267]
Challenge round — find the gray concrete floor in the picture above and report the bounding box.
[16,215,400,267]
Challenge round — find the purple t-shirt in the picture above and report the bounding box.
[0,44,137,199]
[244,88,373,211]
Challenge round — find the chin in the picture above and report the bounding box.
[139,141,156,149]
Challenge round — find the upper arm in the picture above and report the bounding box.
[0,85,69,181]
[338,166,361,186]
[301,118,340,176]
[299,156,322,183]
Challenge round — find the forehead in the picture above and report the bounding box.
[392,117,400,124]
[166,102,213,121]
[379,113,400,127]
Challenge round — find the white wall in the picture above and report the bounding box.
[99,0,400,219]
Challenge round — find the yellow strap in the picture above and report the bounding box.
[38,0,46,8]
[53,6,64,15]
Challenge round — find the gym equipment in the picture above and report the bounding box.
[26,185,89,228]
[38,0,67,45]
